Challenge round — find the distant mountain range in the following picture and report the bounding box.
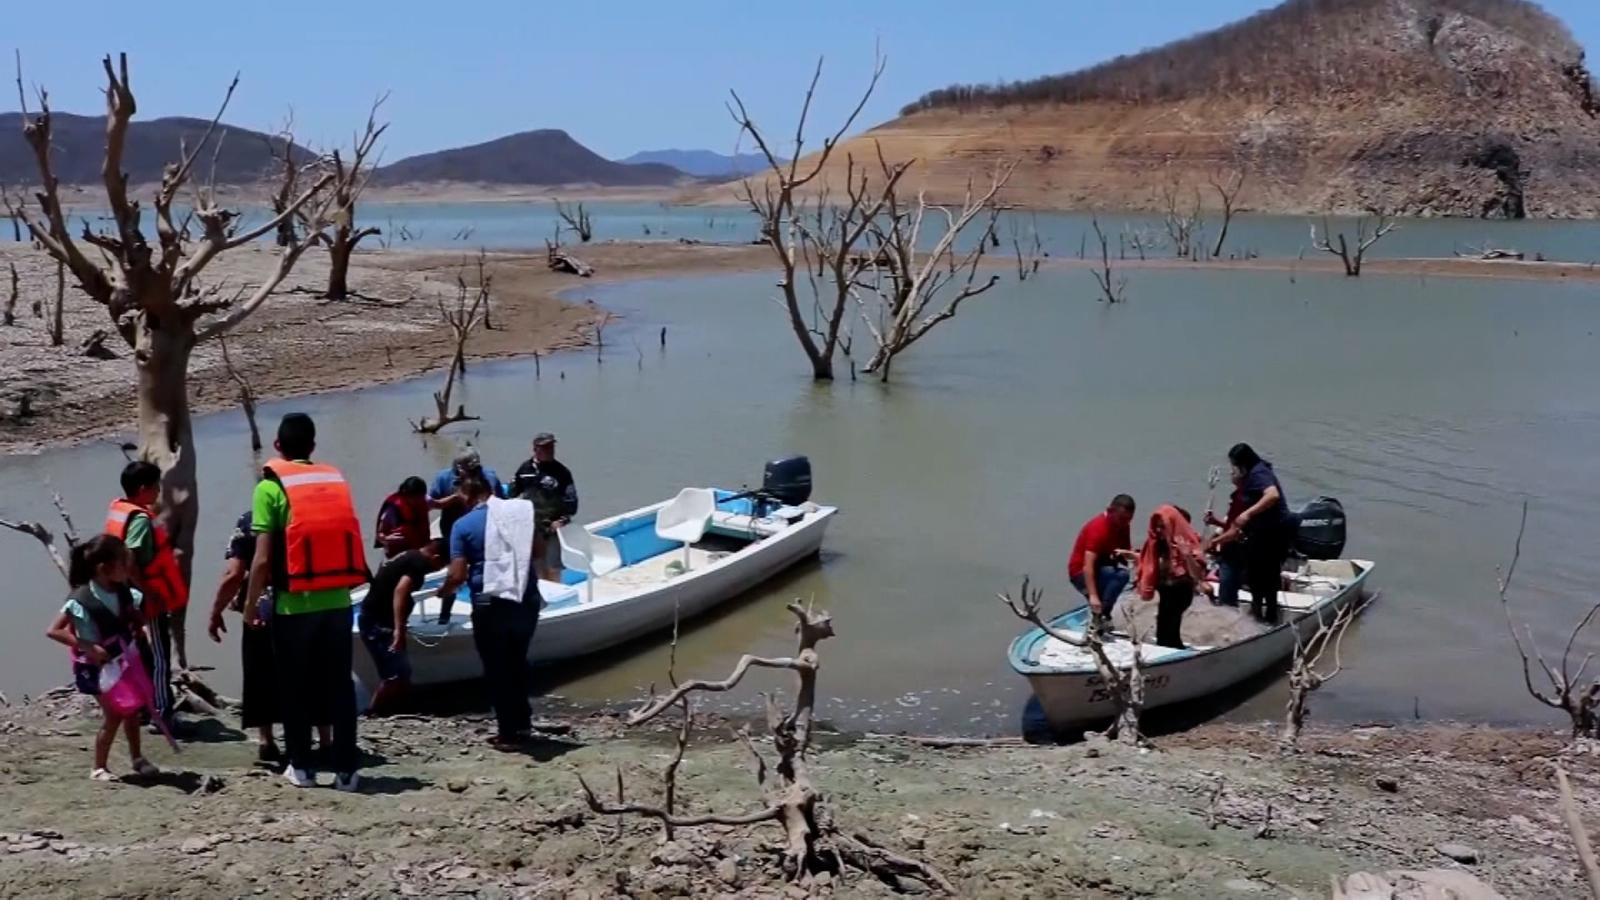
[0,112,306,186]
[372,130,684,187]
[617,149,775,179]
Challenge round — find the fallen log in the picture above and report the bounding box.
[548,251,594,277]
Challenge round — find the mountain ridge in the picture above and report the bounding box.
[373,130,685,188]
[618,148,774,179]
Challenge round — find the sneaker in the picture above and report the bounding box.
[257,742,283,765]
[282,765,316,788]
[89,767,117,782]
[131,758,161,778]
[333,772,361,793]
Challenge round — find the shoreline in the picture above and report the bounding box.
[0,689,1593,898]
[2,242,1597,455]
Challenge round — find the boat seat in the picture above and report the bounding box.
[559,524,622,605]
[655,488,716,573]
[537,580,582,612]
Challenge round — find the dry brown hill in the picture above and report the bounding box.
[706,0,1600,217]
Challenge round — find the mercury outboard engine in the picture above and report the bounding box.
[760,456,813,507]
[1292,496,1346,560]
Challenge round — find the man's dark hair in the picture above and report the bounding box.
[1109,494,1136,514]
[120,461,161,497]
[277,413,316,460]
[457,471,491,499]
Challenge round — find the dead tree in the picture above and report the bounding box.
[1161,173,1205,260]
[1209,169,1245,259]
[412,267,486,434]
[1,262,14,325]
[309,96,387,300]
[1,54,334,590]
[555,199,593,243]
[217,335,261,453]
[996,576,1146,744]
[49,260,63,346]
[852,158,1017,381]
[731,55,885,381]
[579,602,953,892]
[1089,216,1127,304]
[1556,766,1600,899]
[1281,595,1373,752]
[1009,212,1043,281]
[1310,213,1397,277]
[1500,503,1600,739]
[545,235,594,277]
[0,488,78,582]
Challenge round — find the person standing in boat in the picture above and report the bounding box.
[1136,505,1212,650]
[1204,467,1249,608]
[375,476,432,558]
[511,433,578,581]
[429,449,505,547]
[1068,495,1138,626]
[1209,443,1292,625]
[437,473,541,751]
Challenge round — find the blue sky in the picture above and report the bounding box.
[5,0,1598,161]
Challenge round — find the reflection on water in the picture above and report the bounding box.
[3,264,1599,735]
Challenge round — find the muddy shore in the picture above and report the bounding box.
[4,241,1597,455]
[0,689,1593,898]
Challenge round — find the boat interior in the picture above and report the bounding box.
[1031,559,1368,670]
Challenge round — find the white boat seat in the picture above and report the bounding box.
[655,488,717,572]
[559,524,622,605]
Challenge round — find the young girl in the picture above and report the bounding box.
[45,535,162,782]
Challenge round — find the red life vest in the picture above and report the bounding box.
[374,491,430,552]
[104,499,189,613]
[263,459,371,593]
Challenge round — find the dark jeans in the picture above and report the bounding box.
[1215,551,1244,607]
[273,606,359,774]
[1245,531,1288,624]
[1070,565,1130,619]
[358,615,413,682]
[471,597,540,739]
[240,621,280,729]
[1156,581,1194,649]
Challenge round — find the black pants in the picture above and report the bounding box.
[1156,581,1194,649]
[471,597,540,739]
[136,612,175,724]
[1245,531,1288,624]
[272,606,359,774]
[240,621,279,730]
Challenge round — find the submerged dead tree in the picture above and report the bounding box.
[1500,503,1600,740]
[1,262,14,325]
[1161,172,1205,260]
[308,96,387,300]
[217,335,261,453]
[1310,213,1397,277]
[1089,216,1127,303]
[997,576,1146,744]
[1209,169,1246,259]
[0,488,78,582]
[412,262,487,434]
[731,56,885,381]
[555,199,593,243]
[1281,594,1373,752]
[1,54,334,588]
[579,602,953,893]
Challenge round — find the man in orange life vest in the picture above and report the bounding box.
[243,413,370,791]
[104,461,186,731]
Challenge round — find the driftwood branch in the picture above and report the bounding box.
[0,489,79,583]
[1282,593,1375,751]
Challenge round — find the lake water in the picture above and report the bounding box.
[5,245,1600,735]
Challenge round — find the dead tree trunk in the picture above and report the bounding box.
[312,97,386,301]
[2,54,334,593]
[555,199,593,243]
[1090,216,1127,304]
[1282,595,1372,752]
[579,602,953,892]
[49,260,63,346]
[218,335,261,453]
[0,488,78,582]
[1310,213,1398,277]
[1210,169,1245,259]
[1,262,14,326]
[731,55,885,382]
[412,264,486,434]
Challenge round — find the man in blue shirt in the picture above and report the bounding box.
[437,472,539,750]
[429,450,504,559]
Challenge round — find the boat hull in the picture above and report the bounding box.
[1012,561,1374,732]
[352,497,835,688]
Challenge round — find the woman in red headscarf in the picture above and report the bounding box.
[1136,505,1212,650]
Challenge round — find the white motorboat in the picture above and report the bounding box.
[351,459,835,689]
[1008,557,1375,733]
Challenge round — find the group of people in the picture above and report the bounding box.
[1068,442,1294,650]
[46,413,580,785]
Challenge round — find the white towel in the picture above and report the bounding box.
[483,496,535,602]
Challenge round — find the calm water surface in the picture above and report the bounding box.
[3,241,1600,734]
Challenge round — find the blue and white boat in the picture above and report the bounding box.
[351,458,835,688]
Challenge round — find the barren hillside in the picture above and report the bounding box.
[703,0,1600,217]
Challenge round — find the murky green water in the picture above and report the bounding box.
[4,238,1600,734]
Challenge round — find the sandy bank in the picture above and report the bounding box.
[0,241,767,454]
[0,690,1593,898]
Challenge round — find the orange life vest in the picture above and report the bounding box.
[263,459,370,593]
[104,499,189,613]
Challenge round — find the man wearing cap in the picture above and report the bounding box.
[511,433,579,580]
[429,449,505,542]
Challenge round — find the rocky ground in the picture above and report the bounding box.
[0,687,1595,899]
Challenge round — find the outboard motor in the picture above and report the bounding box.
[1292,496,1346,560]
[761,456,813,507]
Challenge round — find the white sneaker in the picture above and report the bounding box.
[282,766,315,788]
[334,772,360,793]
[89,767,117,782]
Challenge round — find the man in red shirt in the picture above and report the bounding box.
[1068,494,1137,622]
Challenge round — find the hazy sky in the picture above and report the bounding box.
[6,0,1598,161]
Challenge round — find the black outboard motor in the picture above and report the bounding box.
[1292,496,1346,560]
[761,456,813,507]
